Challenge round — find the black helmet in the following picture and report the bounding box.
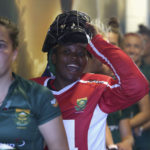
[42,10,92,52]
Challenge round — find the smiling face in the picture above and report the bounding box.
[0,25,17,78]
[122,34,143,66]
[52,43,88,88]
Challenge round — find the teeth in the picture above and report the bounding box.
[67,64,78,68]
[67,64,79,72]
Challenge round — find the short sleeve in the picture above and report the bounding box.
[31,83,61,126]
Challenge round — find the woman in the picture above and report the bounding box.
[105,18,134,150]
[32,10,149,150]
[0,17,69,150]
[122,32,150,150]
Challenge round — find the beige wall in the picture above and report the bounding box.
[14,0,62,79]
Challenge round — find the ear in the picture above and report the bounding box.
[51,53,57,65]
[12,49,18,62]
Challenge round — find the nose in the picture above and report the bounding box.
[129,48,135,53]
[70,52,78,59]
[126,46,136,54]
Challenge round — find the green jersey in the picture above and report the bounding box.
[107,109,131,143]
[126,103,150,150]
[140,62,150,82]
[0,73,61,150]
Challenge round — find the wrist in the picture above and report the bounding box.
[107,144,118,150]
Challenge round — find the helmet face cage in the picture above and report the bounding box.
[42,10,92,52]
[52,10,91,36]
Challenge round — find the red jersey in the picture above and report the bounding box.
[32,35,149,150]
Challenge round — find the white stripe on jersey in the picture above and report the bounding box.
[51,80,79,95]
[45,77,120,97]
[88,40,121,86]
[79,80,120,89]
[43,77,51,87]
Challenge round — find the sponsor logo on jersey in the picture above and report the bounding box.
[51,98,58,107]
[15,109,30,129]
[75,97,87,111]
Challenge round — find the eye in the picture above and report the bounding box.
[63,49,71,55]
[125,44,130,48]
[77,51,87,57]
[135,45,140,49]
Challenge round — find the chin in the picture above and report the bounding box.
[66,75,80,83]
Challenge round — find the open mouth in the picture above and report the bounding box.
[129,53,136,59]
[67,64,80,72]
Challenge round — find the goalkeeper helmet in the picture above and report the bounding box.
[42,10,92,52]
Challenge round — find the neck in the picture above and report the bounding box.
[54,78,76,91]
[0,72,13,102]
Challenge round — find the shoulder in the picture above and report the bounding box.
[31,76,50,85]
[13,74,61,123]
[15,75,53,98]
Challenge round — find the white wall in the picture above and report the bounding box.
[126,0,149,32]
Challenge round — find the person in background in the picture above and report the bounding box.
[122,32,150,150]
[102,17,123,77]
[106,17,122,46]
[105,18,134,150]
[32,10,149,150]
[106,110,134,150]
[84,17,134,150]
[136,24,150,150]
[138,24,150,82]
[0,17,69,150]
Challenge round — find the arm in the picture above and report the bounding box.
[106,124,114,146]
[39,115,69,150]
[134,120,150,136]
[86,24,149,113]
[140,120,150,131]
[106,124,118,150]
[130,94,150,128]
[117,119,134,150]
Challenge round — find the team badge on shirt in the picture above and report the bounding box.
[15,109,30,129]
[75,97,87,111]
[51,98,58,107]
